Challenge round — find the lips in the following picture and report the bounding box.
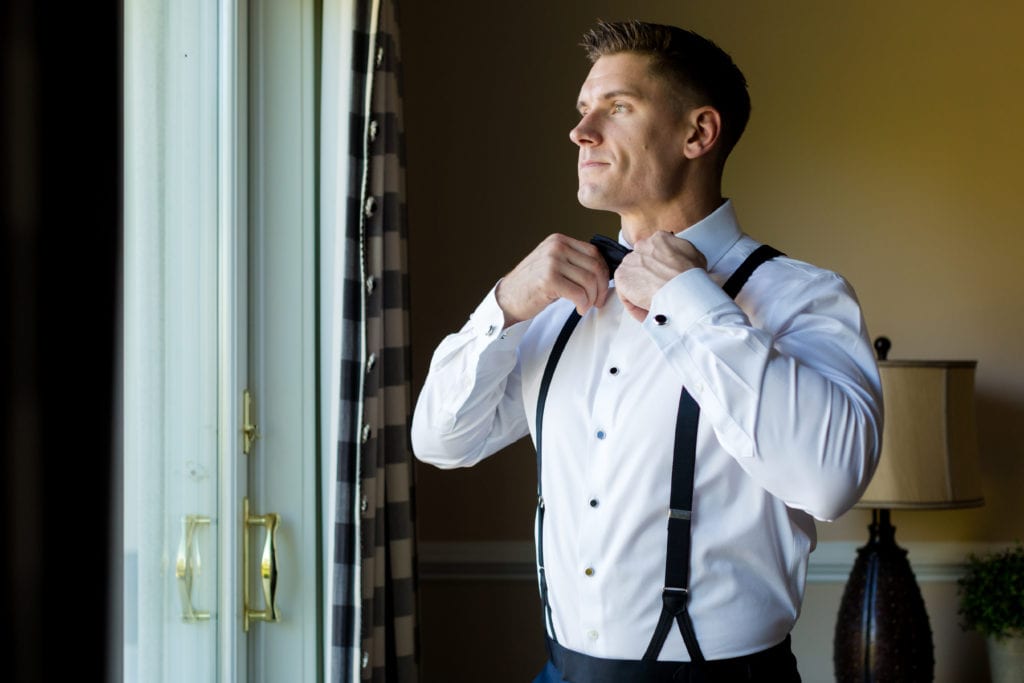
[579,160,610,170]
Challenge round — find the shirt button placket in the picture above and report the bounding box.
[586,358,617,650]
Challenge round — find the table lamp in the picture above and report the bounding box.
[833,337,985,682]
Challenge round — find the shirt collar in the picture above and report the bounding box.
[616,199,743,272]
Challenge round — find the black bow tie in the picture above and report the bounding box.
[590,234,632,276]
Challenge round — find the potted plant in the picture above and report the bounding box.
[958,542,1024,682]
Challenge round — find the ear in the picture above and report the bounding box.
[682,106,722,160]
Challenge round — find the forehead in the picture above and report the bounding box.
[576,52,665,103]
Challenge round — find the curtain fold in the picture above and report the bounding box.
[324,0,418,680]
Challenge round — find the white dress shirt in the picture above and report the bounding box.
[411,200,883,661]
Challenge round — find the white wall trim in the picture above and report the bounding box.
[419,540,1012,583]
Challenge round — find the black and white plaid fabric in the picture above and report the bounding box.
[331,0,418,680]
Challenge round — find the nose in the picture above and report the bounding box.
[570,113,601,147]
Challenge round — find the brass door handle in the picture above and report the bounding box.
[243,497,280,631]
[175,515,211,622]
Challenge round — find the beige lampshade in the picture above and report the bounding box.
[856,360,985,510]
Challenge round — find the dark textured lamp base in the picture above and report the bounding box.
[834,509,934,682]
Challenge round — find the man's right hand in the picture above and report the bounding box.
[495,233,610,327]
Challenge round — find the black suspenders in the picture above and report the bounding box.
[535,307,583,639]
[643,387,704,662]
[534,244,783,663]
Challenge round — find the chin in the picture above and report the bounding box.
[577,187,611,211]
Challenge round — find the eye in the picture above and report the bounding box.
[612,102,628,114]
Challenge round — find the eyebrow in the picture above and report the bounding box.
[576,89,643,111]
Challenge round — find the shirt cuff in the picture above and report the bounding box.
[642,268,737,343]
[469,282,531,347]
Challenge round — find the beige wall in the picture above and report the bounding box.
[402,2,1024,680]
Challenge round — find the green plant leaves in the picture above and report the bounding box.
[957,542,1024,640]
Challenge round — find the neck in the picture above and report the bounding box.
[620,192,725,245]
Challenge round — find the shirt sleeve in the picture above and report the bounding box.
[642,264,883,522]
[410,284,533,469]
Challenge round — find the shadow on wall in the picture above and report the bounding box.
[975,391,1024,537]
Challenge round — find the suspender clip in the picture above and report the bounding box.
[669,508,691,520]
[662,587,690,616]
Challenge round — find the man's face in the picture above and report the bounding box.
[571,52,690,220]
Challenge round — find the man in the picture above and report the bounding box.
[412,20,882,682]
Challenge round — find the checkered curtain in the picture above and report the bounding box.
[329,0,418,680]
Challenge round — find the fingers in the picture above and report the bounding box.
[558,240,609,313]
[617,289,648,323]
[496,234,610,324]
[633,234,706,273]
[614,234,707,316]
[557,259,606,315]
[501,232,703,325]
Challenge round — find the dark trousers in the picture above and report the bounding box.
[533,635,802,683]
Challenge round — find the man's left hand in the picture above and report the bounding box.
[615,232,707,322]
